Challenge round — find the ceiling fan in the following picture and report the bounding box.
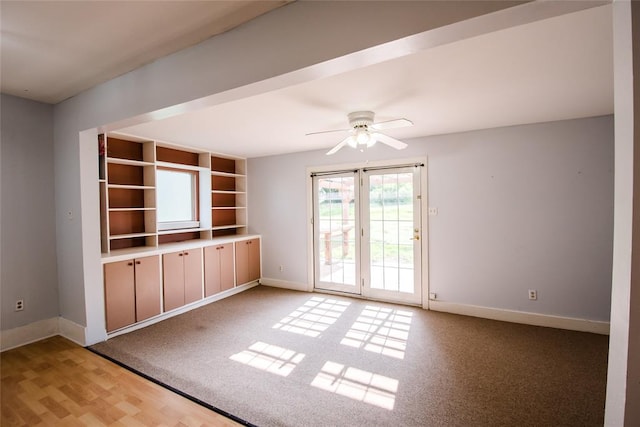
[306,111,413,155]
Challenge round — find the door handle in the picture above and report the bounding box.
[410,236,420,241]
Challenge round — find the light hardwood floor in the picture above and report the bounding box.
[1,336,240,426]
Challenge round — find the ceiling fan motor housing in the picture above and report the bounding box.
[348,111,375,129]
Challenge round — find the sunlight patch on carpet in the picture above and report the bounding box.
[311,361,398,410]
[340,306,412,359]
[272,296,351,337]
[229,341,305,377]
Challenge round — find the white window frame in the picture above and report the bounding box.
[156,167,200,231]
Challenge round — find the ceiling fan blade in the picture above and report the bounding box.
[375,133,408,150]
[306,128,350,136]
[326,136,352,155]
[371,118,413,131]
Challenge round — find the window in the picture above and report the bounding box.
[156,168,199,231]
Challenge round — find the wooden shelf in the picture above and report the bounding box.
[211,224,245,230]
[107,184,155,190]
[211,207,246,210]
[107,157,154,167]
[211,190,246,193]
[210,171,245,178]
[109,232,157,240]
[156,161,204,172]
[108,207,155,212]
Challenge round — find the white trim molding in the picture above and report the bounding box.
[0,316,87,352]
[429,301,610,335]
[58,317,86,346]
[260,278,312,292]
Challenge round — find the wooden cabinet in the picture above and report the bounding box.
[235,238,261,285]
[204,244,234,296]
[163,249,203,311]
[104,255,160,332]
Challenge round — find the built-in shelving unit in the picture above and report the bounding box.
[211,155,247,237]
[99,133,248,255]
[99,136,157,253]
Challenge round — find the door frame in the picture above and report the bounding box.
[306,156,430,308]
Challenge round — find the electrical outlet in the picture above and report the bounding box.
[15,299,24,311]
[279,265,284,272]
[428,207,438,216]
[429,292,437,300]
[528,289,537,300]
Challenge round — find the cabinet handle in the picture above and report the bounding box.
[184,252,189,256]
[135,261,141,265]
[179,253,183,257]
[127,262,133,266]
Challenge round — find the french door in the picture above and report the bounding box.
[313,165,422,305]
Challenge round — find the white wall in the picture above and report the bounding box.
[249,116,614,322]
[1,94,59,330]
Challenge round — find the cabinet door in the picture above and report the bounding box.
[205,244,234,296]
[236,239,260,285]
[235,240,249,286]
[183,249,203,304]
[163,251,185,311]
[134,255,161,322]
[219,244,235,291]
[204,246,221,297]
[104,260,136,332]
[247,238,261,283]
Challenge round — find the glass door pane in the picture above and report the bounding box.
[313,173,360,294]
[362,167,421,304]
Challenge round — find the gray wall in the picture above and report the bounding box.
[1,94,59,330]
[249,116,614,321]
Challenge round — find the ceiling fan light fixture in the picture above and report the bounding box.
[355,128,370,145]
[313,110,412,155]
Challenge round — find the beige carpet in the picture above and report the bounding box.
[90,286,608,426]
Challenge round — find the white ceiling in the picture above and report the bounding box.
[118,4,613,159]
[0,1,289,104]
[1,2,612,159]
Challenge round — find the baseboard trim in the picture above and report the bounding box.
[260,278,312,292]
[58,317,86,346]
[429,301,610,335]
[1,317,60,352]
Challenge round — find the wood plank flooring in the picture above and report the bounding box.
[1,336,240,426]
